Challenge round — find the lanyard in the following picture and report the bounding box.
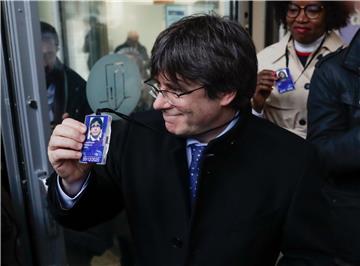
[285,34,327,84]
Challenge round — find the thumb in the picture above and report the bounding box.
[62,112,70,120]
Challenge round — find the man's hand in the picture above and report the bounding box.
[252,69,276,113]
[48,118,91,189]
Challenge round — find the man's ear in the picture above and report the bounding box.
[219,90,236,106]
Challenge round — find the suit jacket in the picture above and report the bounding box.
[47,111,333,266]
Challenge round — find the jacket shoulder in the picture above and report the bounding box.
[110,110,166,136]
[247,115,311,150]
[315,46,345,68]
[257,40,285,62]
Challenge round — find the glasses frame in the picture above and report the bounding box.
[144,78,205,104]
[286,3,324,20]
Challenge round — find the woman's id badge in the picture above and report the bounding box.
[80,114,112,165]
[275,67,295,94]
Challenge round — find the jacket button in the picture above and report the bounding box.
[171,237,183,248]
[299,119,306,126]
[304,83,310,90]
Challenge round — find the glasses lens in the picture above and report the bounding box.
[287,4,299,18]
[305,5,322,19]
[145,79,177,104]
[148,88,158,99]
[145,80,159,99]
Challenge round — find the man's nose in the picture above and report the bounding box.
[152,94,172,110]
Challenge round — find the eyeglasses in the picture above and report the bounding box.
[144,78,205,105]
[287,3,324,19]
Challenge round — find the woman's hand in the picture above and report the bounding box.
[252,69,276,113]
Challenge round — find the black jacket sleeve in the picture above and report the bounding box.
[307,55,360,174]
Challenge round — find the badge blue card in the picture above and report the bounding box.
[275,67,295,94]
[80,114,112,165]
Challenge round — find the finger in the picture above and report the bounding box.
[49,148,82,165]
[48,135,83,151]
[255,86,273,98]
[259,69,276,77]
[257,79,275,87]
[256,83,274,92]
[258,84,274,91]
[258,74,276,83]
[62,118,87,133]
[53,123,86,143]
[62,112,70,120]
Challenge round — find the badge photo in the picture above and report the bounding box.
[80,114,112,165]
[275,67,295,94]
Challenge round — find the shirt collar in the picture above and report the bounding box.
[271,31,343,64]
[186,112,240,147]
[294,34,326,53]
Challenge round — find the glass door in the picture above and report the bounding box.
[2,1,232,265]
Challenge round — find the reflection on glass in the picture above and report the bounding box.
[40,21,92,128]
[114,30,150,79]
[83,14,109,70]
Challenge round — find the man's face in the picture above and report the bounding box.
[152,74,235,142]
[90,121,102,138]
[42,36,57,71]
[286,1,327,44]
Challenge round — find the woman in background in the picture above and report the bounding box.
[252,1,353,138]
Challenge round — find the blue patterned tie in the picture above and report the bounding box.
[189,144,206,204]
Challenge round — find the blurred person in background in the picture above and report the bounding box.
[83,15,109,70]
[115,31,153,113]
[252,1,353,138]
[114,30,150,74]
[338,1,359,44]
[41,21,92,128]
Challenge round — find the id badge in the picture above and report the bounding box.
[275,67,295,94]
[80,114,112,165]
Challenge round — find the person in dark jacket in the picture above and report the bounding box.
[41,21,92,127]
[114,30,149,71]
[47,14,334,266]
[307,29,360,265]
[83,15,109,70]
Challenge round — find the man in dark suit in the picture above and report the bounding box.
[47,14,333,266]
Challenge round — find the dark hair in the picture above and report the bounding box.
[150,14,258,112]
[90,117,103,127]
[272,1,354,31]
[40,21,59,46]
